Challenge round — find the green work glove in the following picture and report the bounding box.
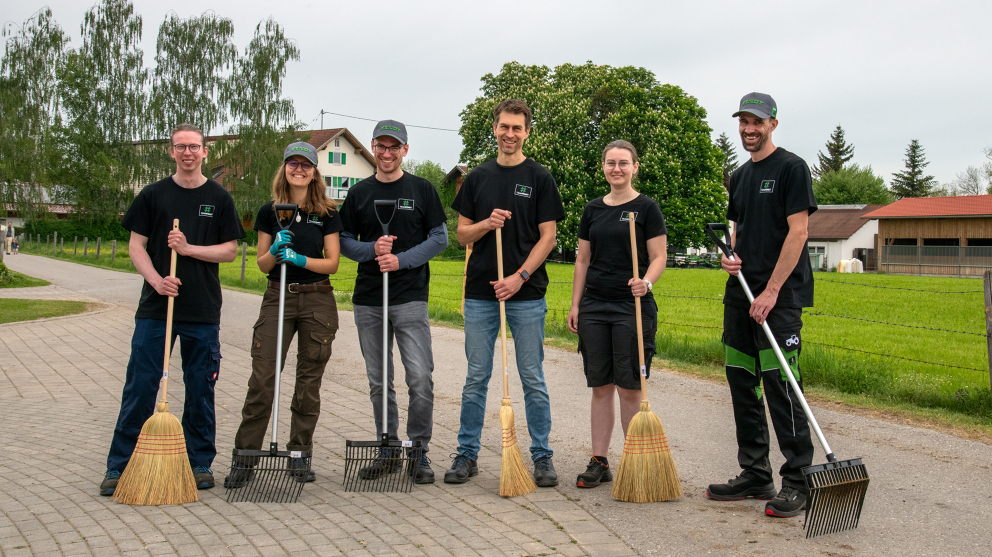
[276,247,307,268]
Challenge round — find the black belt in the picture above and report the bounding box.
[268,279,333,293]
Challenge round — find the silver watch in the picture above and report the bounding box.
[643,279,653,292]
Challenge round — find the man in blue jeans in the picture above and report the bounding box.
[101,123,244,496]
[340,120,448,484]
[448,99,565,487]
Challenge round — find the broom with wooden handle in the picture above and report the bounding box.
[114,219,198,505]
[612,215,682,503]
[496,228,536,497]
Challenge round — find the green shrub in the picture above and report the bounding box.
[0,262,11,285]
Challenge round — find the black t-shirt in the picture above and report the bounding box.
[579,194,667,302]
[339,172,447,306]
[452,158,565,301]
[254,201,343,284]
[122,176,245,324]
[725,148,817,308]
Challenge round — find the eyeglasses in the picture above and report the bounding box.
[604,161,632,169]
[286,160,314,171]
[373,143,403,155]
[172,144,202,153]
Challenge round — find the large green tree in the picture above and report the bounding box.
[458,61,725,252]
[812,164,893,205]
[890,139,936,198]
[51,0,148,222]
[813,124,855,179]
[714,132,738,190]
[214,18,300,220]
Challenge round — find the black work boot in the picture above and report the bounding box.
[443,453,478,484]
[358,449,402,480]
[533,456,558,487]
[576,456,612,488]
[765,486,807,517]
[706,472,777,501]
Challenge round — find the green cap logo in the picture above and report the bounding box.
[291,146,313,154]
[381,125,401,132]
[742,99,765,105]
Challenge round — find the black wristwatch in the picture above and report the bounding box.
[518,268,530,282]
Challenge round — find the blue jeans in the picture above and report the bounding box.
[354,302,435,451]
[107,319,221,471]
[457,298,552,462]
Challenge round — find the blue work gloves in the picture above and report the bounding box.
[269,230,294,256]
[276,247,307,268]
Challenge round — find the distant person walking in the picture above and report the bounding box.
[447,99,565,487]
[225,142,342,487]
[4,222,13,255]
[706,93,818,518]
[566,140,667,488]
[100,123,244,496]
[339,120,448,484]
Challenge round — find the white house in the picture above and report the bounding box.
[306,128,376,202]
[806,204,882,271]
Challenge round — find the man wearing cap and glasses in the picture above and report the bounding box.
[100,123,245,496]
[339,120,448,484]
[706,93,817,519]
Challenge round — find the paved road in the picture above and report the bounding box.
[1,254,990,556]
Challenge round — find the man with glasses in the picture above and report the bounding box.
[447,98,564,487]
[100,123,245,496]
[339,120,448,484]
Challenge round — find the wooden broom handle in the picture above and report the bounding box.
[160,219,179,405]
[630,217,648,402]
[461,243,473,315]
[496,229,510,399]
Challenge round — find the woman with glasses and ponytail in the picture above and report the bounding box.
[225,142,342,487]
[566,140,668,489]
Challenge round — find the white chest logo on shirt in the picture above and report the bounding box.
[619,211,638,222]
[759,180,775,193]
[199,204,215,217]
[397,199,415,210]
[514,185,532,198]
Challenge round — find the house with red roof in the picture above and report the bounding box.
[861,195,992,276]
[807,204,883,271]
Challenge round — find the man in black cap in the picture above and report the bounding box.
[339,120,448,484]
[706,93,818,518]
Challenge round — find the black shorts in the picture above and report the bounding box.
[577,296,657,390]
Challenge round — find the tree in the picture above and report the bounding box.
[890,139,936,198]
[402,159,446,187]
[214,18,300,220]
[947,166,989,196]
[812,164,893,205]
[714,132,738,190]
[813,125,855,179]
[51,0,149,222]
[458,61,725,252]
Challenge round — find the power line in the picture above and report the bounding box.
[317,110,459,132]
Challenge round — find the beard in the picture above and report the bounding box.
[740,130,768,153]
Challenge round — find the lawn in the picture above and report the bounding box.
[19,241,991,422]
[0,298,92,324]
[0,267,50,288]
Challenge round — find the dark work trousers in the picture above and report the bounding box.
[723,304,814,492]
[107,318,221,472]
[233,282,339,452]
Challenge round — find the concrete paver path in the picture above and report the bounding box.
[1,254,990,556]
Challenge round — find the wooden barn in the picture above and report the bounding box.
[862,195,992,276]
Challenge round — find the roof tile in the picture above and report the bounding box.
[863,195,992,218]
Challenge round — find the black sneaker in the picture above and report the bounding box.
[223,462,255,489]
[576,457,612,488]
[100,469,121,496]
[765,486,807,517]
[706,473,777,501]
[443,453,478,484]
[533,456,558,487]
[192,466,215,490]
[358,449,402,480]
[407,453,435,485]
[288,457,315,483]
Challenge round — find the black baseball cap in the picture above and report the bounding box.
[732,92,777,119]
[372,120,408,145]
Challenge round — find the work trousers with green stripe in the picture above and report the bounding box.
[723,304,814,492]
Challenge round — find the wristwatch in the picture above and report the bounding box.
[643,279,653,292]
[518,268,530,282]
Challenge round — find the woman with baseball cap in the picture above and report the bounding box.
[225,141,343,487]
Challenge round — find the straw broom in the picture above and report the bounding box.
[612,216,682,503]
[114,219,198,505]
[496,228,536,497]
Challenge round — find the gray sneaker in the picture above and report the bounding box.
[100,470,121,496]
[533,456,558,487]
[192,466,214,490]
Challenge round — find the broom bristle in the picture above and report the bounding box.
[612,402,682,503]
[499,403,536,497]
[113,410,198,505]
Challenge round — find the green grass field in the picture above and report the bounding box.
[0,298,91,324]
[19,241,991,423]
[0,267,50,288]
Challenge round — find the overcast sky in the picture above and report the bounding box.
[8,0,991,187]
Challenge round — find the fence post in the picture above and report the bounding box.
[240,242,247,281]
[111,240,117,263]
[37,234,40,250]
[53,231,57,252]
[96,237,101,259]
[986,270,992,393]
[918,244,922,276]
[84,237,88,256]
[73,236,78,256]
